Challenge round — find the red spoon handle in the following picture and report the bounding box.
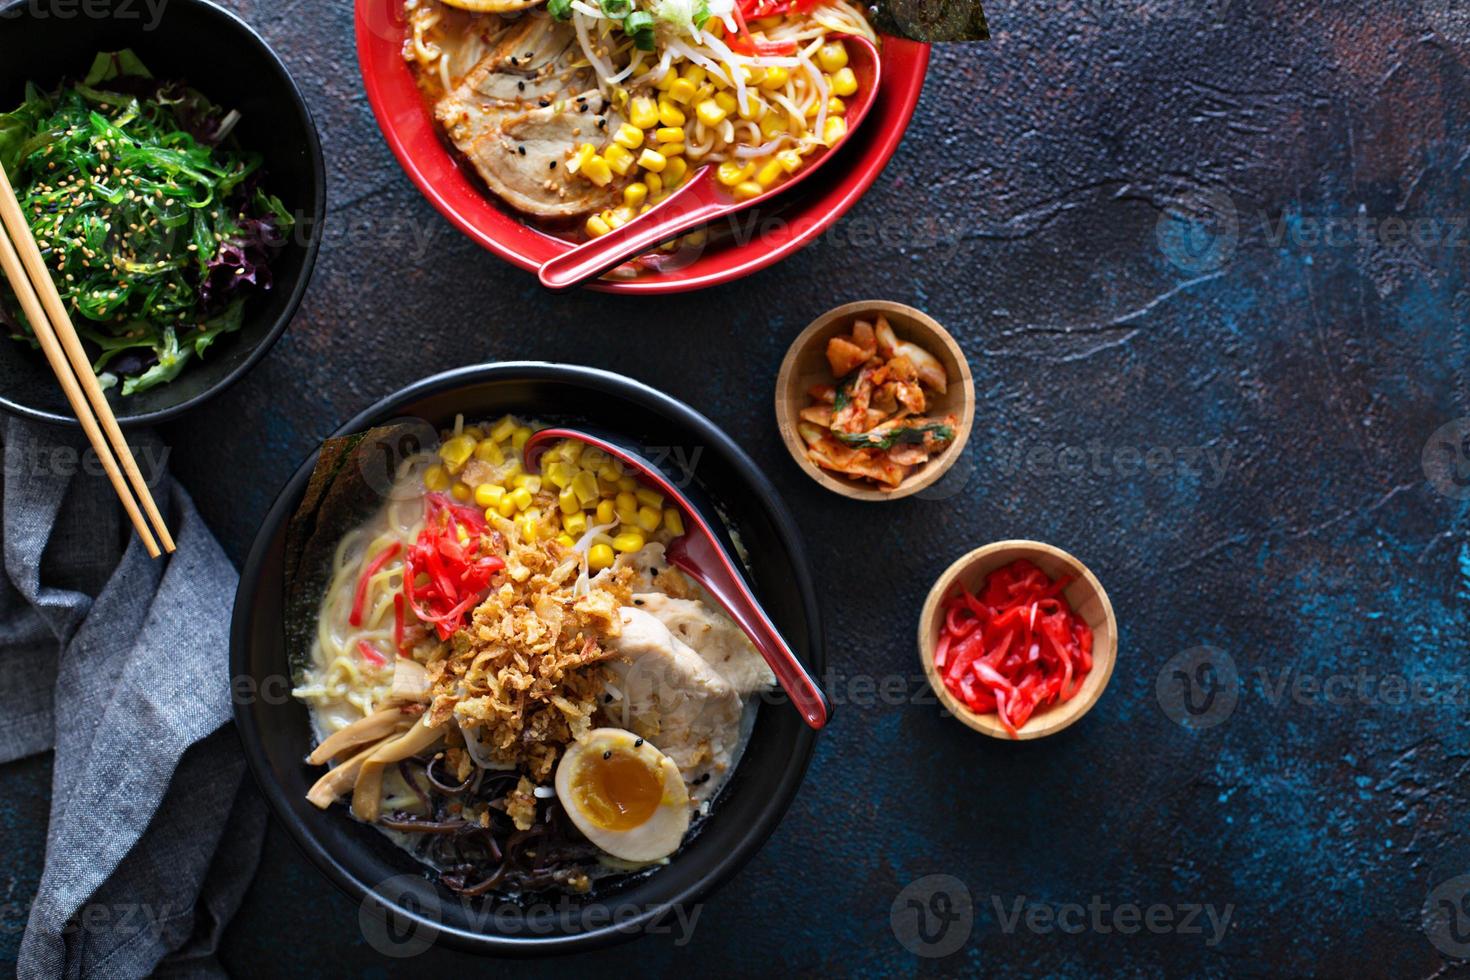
[667,532,831,729]
[539,173,725,291]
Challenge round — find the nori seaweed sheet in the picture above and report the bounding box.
[282,424,430,682]
[870,0,989,42]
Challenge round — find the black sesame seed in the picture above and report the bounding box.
[633,598,644,605]
[634,737,643,747]
[517,145,526,156]
[539,99,550,107]
[549,161,557,169]
[579,104,589,113]
[603,750,612,760]
[604,693,613,703]
[517,81,525,91]
[597,118,607,129]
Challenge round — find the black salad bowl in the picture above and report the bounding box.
[0,0,325,426]
[230,362,826,956]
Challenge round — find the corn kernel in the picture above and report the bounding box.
[570,470,601,506]
[474,483,506,508]
[556,533,576,548]
[566,143,596,174]
[759,66,789,89]
[733,180,763,201]
[635,505,662,533]
[822,116,847,145]
[438,434,477,473]
[682,64,707,86]
[831,66,858,97]
[511,474,541,493]
[777,149,802,173]
[501,461,523,483]
[758,113,787,138]
[663,508,685,536]
[630,487,661,508]
[424,464,450,491]
[612,530,645,553]
[646,173,663,196]
[544,462,572,489]
[582,155,613,186]
[451,482,472,502]
[490,417,517,442]
[562,511,586,536]
[756,157,784,188]
[607,206,636,229]
[817,40,848,72]
[595,499,616,524]
[512,427,532,451]
[664,156,688,186]
[637,148,668,172]
[473,438,504,465]
[613,123,644,149]
[509,486,534,512]
[658,100,686,126]
[629,96,660,129]
[588,543,616,571]
[558,487,580,515]
[615,491,639,523]
[655,126,686,144]
[737,94,767,121]
[605,142,636,176]
[557,440,584,465]
[695,100,727,126]
[668,78,696,104]
[623,182,648,208]
[496,495,517,518]
[585,213,610,237]
[653,68,677,91]
[617,475,637,492]
[519,516,539,543]
[718,160,755,186]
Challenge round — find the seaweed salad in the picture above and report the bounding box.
[0,50,292,395]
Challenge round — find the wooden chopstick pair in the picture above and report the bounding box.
[0,164,175,557]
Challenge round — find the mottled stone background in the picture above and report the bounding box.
[4,0,1470,974]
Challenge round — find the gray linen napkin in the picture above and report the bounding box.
[0,417,265,978]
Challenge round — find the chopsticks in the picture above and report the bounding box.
[0,165,175,558]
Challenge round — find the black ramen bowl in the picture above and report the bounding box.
[0,0,325,426]
[231,363,825,955]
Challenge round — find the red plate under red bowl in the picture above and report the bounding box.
[354,0,929,293]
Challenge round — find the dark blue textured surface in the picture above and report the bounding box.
[4,0,1470,974]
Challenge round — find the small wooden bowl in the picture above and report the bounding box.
[775,300,975,501]
[918,541,1118,740]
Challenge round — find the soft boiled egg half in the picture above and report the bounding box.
[555,728,691,863]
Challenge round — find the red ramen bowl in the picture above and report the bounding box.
[354,0,929,293]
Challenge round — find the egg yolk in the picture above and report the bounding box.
[573,751,663,831]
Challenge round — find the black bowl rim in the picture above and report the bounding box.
[230,361,825,956]
[0,0,327,428]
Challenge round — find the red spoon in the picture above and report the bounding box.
[538,35,882,291]
[523,427,830,729]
